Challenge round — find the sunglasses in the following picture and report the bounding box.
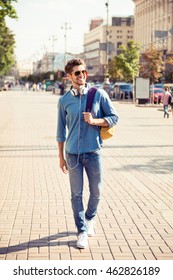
[73,70,87,77]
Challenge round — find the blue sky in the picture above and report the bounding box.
[6,0,135,62]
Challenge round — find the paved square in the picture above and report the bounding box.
[0,89,173,260]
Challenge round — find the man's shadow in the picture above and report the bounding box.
[0,231,77,255]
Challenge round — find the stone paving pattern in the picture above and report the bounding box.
[0,89,173,260]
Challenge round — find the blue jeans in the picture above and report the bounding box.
[65,150,102,233]
[163,105,169,117]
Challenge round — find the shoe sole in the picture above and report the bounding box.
[76,244,88,249]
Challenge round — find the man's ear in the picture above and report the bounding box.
[66,73,71,81]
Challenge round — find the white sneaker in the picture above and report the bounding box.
[86,219,95,236]
[76,232,88,249]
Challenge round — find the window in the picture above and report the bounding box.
[117,42,122,48]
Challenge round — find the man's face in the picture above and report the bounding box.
[68,65,87,88]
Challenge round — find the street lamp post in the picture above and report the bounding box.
[104,1,109,83]
[61,22,71,67]
[103,1,111,97]
[105,0,109,67]
[49,35,58,72]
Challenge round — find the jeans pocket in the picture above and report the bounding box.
[65,153,79,169]
[88,149,101,158]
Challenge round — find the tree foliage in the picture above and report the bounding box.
[165,53,173,82]
[108,40,141,82]
[108,58,124,81]
[0,0,17,20]
[0,23,16,76]
[139,45,164,84]
[0,0,17,76]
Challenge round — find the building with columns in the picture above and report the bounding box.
[133,0,173,53]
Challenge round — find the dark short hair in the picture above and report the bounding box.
[164,86,168,91]
[65,58,86,74]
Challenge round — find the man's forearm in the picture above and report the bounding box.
[83,112,109,126]
[57,142,68,174]
[91,118,108,126]
[58,142,65,159]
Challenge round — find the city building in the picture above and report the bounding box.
[17,60,33,77]
[33,52,58,74]
[84,16,134,81]
[54,53,82,71]
[90,17,104,30]
[32,52,83,75]
[133,0,173,53]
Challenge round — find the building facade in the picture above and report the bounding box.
[133,0,173,53]
[84,16,134,81]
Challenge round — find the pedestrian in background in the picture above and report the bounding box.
[59,82,64,95]
[163,86,171,118]
[56,58,119,249]
[169,91,173,118]
[32,83,37,91]
[25,82,29,92]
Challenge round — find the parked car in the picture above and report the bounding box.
[150,87,164,104]
[151,83,164,89]
[119,83,133,99]
[110,82,133,99]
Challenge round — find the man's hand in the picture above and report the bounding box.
[58,142,68,174]
[59,157,68,174]
[83,112,95,125]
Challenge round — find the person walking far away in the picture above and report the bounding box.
[163,86,171,118]
[56,58,119,249]
[169,90,173,118]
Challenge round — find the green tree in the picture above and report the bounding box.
[109,40,141,82]
[0,23,16,76]
[0,0,17,19]
[0,0,17,76]
[108,57,124,81]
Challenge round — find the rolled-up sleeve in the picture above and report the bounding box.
[100,91,119,127]
[56,98,66,142]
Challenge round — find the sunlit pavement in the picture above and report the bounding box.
[0,89,173,260]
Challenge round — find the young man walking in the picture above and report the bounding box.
[56,58,119,249]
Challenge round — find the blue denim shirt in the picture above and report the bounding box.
[56,87,119,154]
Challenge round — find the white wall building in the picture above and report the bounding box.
[84,16,134,80]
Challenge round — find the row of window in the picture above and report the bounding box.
[109,30,133,33]
[84,35,134,52]
[85,36,134,55]
[111,36,133,39]
[109,30,133,34]
[85,41,100,52]
[85,41,134,59]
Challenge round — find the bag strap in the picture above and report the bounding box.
[86,87,97,112]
